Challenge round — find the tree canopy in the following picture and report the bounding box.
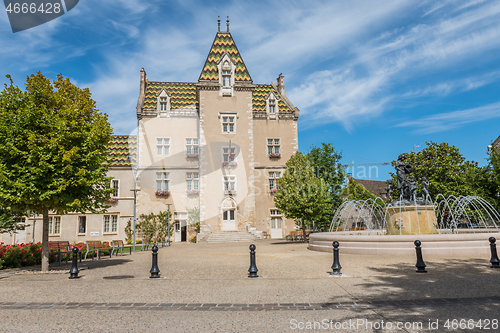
[389,141,480,201]
[306,143,344,230]
[274,152,331,236]
[342,178,379,202]
[0,72,113,270]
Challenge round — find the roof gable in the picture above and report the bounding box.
[198,32,252,83]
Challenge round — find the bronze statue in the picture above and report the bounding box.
[421,177,429,199]
[395,153,413,201]
[409,176,417,202]
[385,181,393,201]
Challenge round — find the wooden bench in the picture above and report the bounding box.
[111,240,132,257]
[48,241,77,266]
[140,238,151,251]
[85,241,110,260]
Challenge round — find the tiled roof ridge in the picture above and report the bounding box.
[198,32,252,82]
[148,81,195,85]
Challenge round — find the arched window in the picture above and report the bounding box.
[222,61,231,88]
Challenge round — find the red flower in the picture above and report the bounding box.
[23,259,27,262]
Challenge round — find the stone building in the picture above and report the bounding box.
[2,22,300,245]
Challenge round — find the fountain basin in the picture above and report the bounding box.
[309,232,500,257]
[386,205,437,235]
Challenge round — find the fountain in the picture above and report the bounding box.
[309,154,500,257]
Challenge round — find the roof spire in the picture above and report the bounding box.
[218,15,220,32]
[226,15,229,32]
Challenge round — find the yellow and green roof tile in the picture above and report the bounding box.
[199,32,252,82]
[253,85,291,112]
[106,135,137,167]
[143,82,197,110]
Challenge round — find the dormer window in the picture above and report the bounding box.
[160,97,168,111]
[266,92,279,118]
[217,54,235,96]
[269,98,276,114]
[156,89,171,114]
[222,61,231,88]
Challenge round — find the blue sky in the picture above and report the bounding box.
[1,0,499,181]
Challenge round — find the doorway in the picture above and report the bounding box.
[221,197,237,231]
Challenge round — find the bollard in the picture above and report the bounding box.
[248,244,259,278]
[69,247,80,279]
[489,237,500,268]
[330,241,342,275]
[150,245,160,278]
[414,240,427,273]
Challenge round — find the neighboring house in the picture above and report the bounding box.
[347,175,390,201]
[3,22,300,245]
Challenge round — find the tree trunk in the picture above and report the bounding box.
[41,206,49,272]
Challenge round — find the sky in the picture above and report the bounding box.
[1,0,499,181]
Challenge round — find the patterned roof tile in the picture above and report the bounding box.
[143,82,197,110]
[199,32,252,82]
[106,135,136,168]
[252,84,291,113]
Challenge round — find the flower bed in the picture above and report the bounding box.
[155,190,170,196]
[0,242,42,269]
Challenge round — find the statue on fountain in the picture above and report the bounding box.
[394,153,414,204]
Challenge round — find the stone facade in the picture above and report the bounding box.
[2,25,300,245]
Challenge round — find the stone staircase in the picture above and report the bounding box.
[197,230,259,243]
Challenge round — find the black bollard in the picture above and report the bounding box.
[150,245,160,278]
[248,244,259,278]
[330,241,342,275]
[69,247,80,279]
[489,237,500,268]
[414,240,427,273]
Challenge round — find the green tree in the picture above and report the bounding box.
[389,142,480,201]
[306,143,344,231]
[0,73,113,271]
[342,178,379,202]
[469,148,500,211]
[137,211,173,241]
[0,208,26,234]
[274,152,331,239]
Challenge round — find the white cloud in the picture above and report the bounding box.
[396,102,500,134]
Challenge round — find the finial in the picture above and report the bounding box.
[218,15,220,32]
[226,15,229,32]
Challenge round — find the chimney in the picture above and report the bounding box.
[277,73,285,95]
[139,68,146,96]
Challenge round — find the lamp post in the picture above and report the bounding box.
[130,189,140,252]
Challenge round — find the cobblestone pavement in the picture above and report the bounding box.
[0,240,499,332]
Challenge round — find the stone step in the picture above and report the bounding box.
[198,230,259,243]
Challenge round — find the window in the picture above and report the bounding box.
[156,172,170,191]
[104,215,118,233]
[48,216,61,235]
[78,216,86,234]
[156,138,170,156]
[269,172,281,191]
[224,175,236,193]
[186,138,199,155]
[222,147,236,163]
[111,179,119,197]
[222,61,231,88]
[269,98,276,114]
[222,116,235,133]
[267,139,280,156]
[270,209,282,216]
[186,172,199,190]
[271,217,282,229]
[160,97,168,111]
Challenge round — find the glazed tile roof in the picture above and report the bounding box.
[106,135,136,168]
[143,82,197,110]
[252,85,291,112]
[198,32,252,82]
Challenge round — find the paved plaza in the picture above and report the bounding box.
[0,240,499,332]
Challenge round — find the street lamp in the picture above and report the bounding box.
[130,189,140,252]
